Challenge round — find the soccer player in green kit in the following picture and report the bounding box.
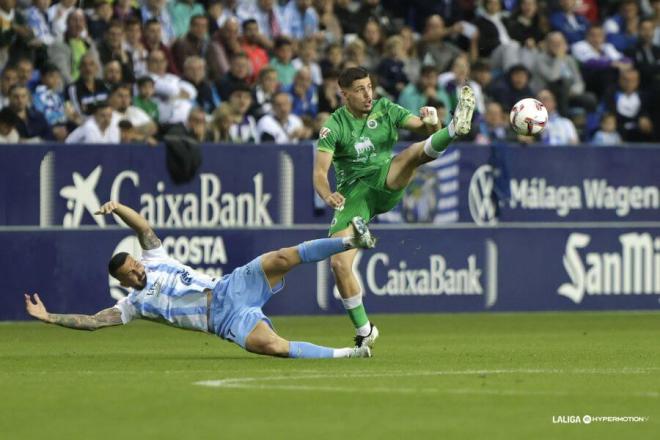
[313,67,475,349]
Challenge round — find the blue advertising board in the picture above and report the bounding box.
[2,225,659,321]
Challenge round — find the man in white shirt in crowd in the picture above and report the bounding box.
[256,91,311,143]
[537,89,579,146]
[65,101,120,144]
[147,49,196,124]
[109,83,158,140]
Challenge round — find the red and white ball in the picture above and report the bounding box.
[509,98,548,136]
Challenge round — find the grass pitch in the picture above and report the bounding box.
[1,312,659,439]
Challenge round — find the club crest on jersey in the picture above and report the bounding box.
[354,136,375,157]
[367,119,378,129]
[319,127,331,139]
[178,269,193,285]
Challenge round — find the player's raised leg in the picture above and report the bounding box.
[245,321,371,358]
[386,85,476,191]
[330,217,379,349]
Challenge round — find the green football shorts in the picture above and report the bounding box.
[328,158,405,236]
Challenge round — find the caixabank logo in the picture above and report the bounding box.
[39,151,295,228]
[558,232,660,304]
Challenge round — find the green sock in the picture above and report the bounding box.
[346,304,369,328]
[431,127,453,153]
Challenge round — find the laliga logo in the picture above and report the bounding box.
[468,164,497,225]
[59,165,105,228]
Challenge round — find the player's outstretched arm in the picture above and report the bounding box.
[24,293,123,331]
[404,107,441,136]
[95,201,161,250]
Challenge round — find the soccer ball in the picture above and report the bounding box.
[509,98,548,136]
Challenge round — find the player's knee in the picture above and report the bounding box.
[330,254,351,276]
[255,338,288,357]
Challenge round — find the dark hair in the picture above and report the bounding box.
[92,100,111,113]
[137,76,154,87]
[0,107,20,127]
[274,36,292,49]
[145,18,161,27]
[242,18,257,31]
[229,83,252,95]
[108,252,129,277]
[420,65,438,76]
[41,64,61,76]
[338,67,370,89]
[190,14,207,25]
[111,83,132,95]
[118,119,133,129]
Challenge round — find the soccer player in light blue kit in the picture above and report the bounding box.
[24,201,375,358]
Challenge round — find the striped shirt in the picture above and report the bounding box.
[114,246,220,332]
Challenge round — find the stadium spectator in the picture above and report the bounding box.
[109,83,157,140]
[317,68,341,113]
[376,35,408,99]
[399,26,421,84]
[333,0,361,35]
[316,0,343,44]
[97,20,135,84]
[133,76,159,122]
[0,106,19,142]
[533,31,596,116]
[537,89,579,145]
[471,59,496,102]
[652,0,660,45]
[475,101,514,145]
[343,38,367,69]
[475,0,516,59]
[7,84,52,142]
[292,38,322,86]
[356,0,397,36]
[182,56,219,115]
[48,0,76,40]
[257,91,310,143]
[236,0,284,41]
[591,113,623,145]
[626,18,660,87]
[140,0,175,45]
[398,65,451,124]
[211,103,238,142]
[25,0,56,47]
[0,0,32,67]
[169,0,205,39]
[550,0,590,45]
[250,66,279,119]
[65,100,120,143]
[205,0,224,36]
[164,106,212,142]
[603,0,640,53]
[15,58,39,91]
[147,49,196,124]
[418,15,464,75]
[0,65,18,107]
[103,60,125,90]
[227,84,258,143]
[142,19,179,75]
[171,14,228,80]
[113,0,140,22]
[287,66,318,118]
[439,55,486,115]
[571,24,631,96]
[124,18,149,78]
[86,0,115,43]
[215,51,251,100]
[240,18,270,82]
[603,67,654,142]
[269,36,296,88]
[361,18,384,71]
[48,9,100,84]
[280,0,320,40]
[67,53,110,117]
[505,0,548,48]
[32,65,70,141]
[319,42,344,77]
[490,64,534,113]
[213,16,241,59]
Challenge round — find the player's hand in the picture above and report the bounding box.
[24,293,49,322]
[324,192,345,210]
[95,201,120,215]
[420,106,438,126]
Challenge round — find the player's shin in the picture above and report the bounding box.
[296,238,354,263]
[341,294,371,337]
[423,127,454,159]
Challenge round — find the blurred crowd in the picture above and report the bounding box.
[0,0,658,146]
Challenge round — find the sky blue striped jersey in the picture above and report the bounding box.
[114,246,220,332]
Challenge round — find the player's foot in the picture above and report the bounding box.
[354,322,379,349]
[351,216,376,249]
[452,85,475,136]
[348,345,372,358]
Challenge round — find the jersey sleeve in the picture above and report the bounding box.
[114,295,138,324]
[383,97,414,128]
[141,245,169,262]
[317,118,339,154]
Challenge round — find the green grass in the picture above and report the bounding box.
[1,312,659,439]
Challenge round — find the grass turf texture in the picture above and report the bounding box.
[1,312,659,439]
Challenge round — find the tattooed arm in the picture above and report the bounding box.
[95,201,161,250]
[24,293,123,331]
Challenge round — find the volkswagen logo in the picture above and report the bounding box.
[468,165,498,225]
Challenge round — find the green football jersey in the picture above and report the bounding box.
[317,97,413,190]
